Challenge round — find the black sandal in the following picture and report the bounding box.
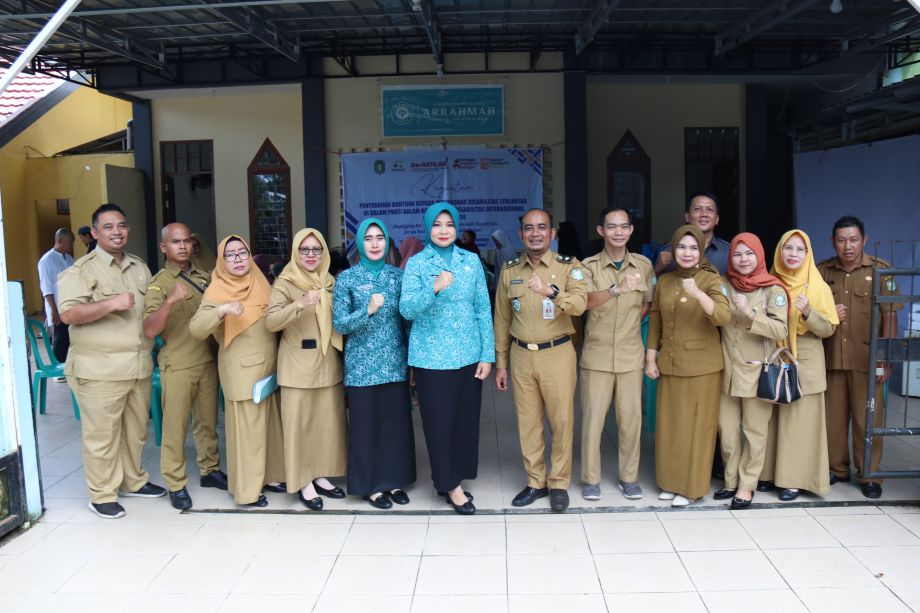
[389,489,410,505]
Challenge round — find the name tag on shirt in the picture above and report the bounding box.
[542,298,555,319]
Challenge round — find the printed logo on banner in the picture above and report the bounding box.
[374,160,386,175]
[410,159,448,172]
[452,158,477,170]
[392,161,405,172]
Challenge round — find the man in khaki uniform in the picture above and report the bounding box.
[494,209,588,512]
[817,216,901,499]
[143,223,226,510]
[579,207,655,502]
[59,203,166,519]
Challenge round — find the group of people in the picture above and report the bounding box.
[49,192,897,520]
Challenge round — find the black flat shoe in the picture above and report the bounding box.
[365,494,393,510]
[861,482,882,499]
[169,487,193,510]
[446,494,476,515]
[756,480,776,492]
[243,494,268,507]
[313,481,346,499]
[438,490,474,502]
[263,482,287,494]
[298,490,323,510]
[830,473,851,486]
[550,489,569,512]
[389,489,410,505]
[778,488,800,502]
[730,495,753,510]
[200,470,229,490]
[713,488,737,500]
[512,486,549,507]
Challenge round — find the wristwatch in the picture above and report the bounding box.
[549,284,560,300]
[608,283,619,297]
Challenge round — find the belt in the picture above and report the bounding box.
[513,335,571,351]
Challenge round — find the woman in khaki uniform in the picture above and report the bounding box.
[646,225,731,507]
[189,235,285,507]
[716,233,789,510]
[267,228,347,510]
[770,230,839,501]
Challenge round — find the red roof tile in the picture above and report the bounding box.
[0,68,66,127]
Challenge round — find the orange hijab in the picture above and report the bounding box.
[727,233,785,293]
[770,229,839,356]
[202,235,271,347]
[276,228,343,355]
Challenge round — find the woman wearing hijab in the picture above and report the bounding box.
[190,232,217,272]
[398,236,423,270]
[266,228,347,510]
[645,225,731,507]
[400,202,495,515]
[189,235,285,507]
[770,230,838,501]
[490,228,518,282]
[333,218,416,509]
[715,233,789,510]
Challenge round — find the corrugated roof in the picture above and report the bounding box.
[0,68,66,128]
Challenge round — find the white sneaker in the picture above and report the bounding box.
[658,491,676,500]
[672,495,697,507]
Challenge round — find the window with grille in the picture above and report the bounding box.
[248,139,292,260]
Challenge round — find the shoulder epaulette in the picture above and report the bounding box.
[816,257,835,268]
[555,254,573,264]
[871,256,892,268]
[631,253,653,267]
[506,257,521,267]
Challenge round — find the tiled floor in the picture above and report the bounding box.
[2,351,920,611]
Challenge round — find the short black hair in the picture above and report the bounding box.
[597,206,633,227]
[77,225,91,236]
[686,191,720,213]
[91,203,127,227]
[519,208,553,228]
[832,215,865,238]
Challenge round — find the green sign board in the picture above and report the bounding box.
[381,85,504,137]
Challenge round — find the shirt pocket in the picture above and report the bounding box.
[683,339,708,351]
[854,281,871,313]
[93,284,123,303]
[239,352,265,368]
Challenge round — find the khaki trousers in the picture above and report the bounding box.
[718,394,776,491]
[510,342,577,489]
[825,370,885,483]
[68,377,152,504]
[160,362,220,491]
[579,368,643,484]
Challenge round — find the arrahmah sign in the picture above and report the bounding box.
[381,84,504,138]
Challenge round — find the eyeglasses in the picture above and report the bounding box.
[298,247,324,256]
[223,249,250,261]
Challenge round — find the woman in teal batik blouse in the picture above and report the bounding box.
[333,218,417,510]
[400,202,495,515]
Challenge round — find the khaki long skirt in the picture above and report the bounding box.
[225,393,284,504]
[280,384,347,492]
[774,392,830,495]
[655,372,721,499]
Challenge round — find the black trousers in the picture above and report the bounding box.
[52,322,69,364]
[346,381,417,496]
[413,363,482,493]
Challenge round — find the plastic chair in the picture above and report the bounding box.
[641,314,657,433]
[25,319,80,420]
[150,337,164,446]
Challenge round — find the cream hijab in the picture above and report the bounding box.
[276,228,343,355]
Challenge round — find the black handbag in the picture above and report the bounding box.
[756,346,803,404]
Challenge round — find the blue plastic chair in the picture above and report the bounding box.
[25,319,80,420]
[641,314,657,433]
[150,337,164,446]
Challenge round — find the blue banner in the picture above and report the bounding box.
[381,85,504,137]
[342,148,543,259]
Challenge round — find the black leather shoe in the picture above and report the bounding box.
[200,470,229,490]
[439,490,474,502]
[298,491,323,510]
[730,494,753,510]
[262,482,287,494]
[756,480,776,492]
[861,482,882,499]
[121,482,167,498]
[830,473,851,486]
[389,489,410,505]
[169,487,193,510]
[778,488,800,502]
[713,488,737,500]
[446,494,476,515]
[549,489,569,512]
[512,486,549,507]
[313,481,346,499]
[365,494,393,509]
[243,494,268,507]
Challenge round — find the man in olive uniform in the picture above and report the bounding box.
[579,207,655,501]
[818,216,902,499]
[143,223,227,510]
[494,209,588,512]
[59,203,166,519]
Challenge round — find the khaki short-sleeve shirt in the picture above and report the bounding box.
[143,261,214,372]
[580,251,655,373]
[818,254,903,372]
[57,249,154,381]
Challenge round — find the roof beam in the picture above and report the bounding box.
[715,0,820,56]
[54,18,166,70]
[415,0,442,68]
[203,1,301,63]
[575,0,624,56]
